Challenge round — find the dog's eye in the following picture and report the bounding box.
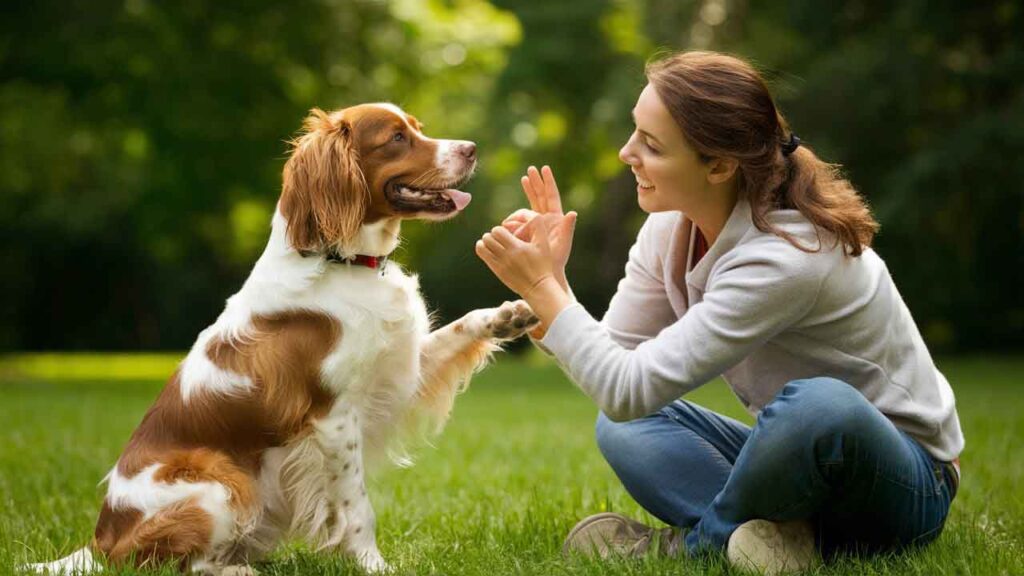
[392,132,405,143]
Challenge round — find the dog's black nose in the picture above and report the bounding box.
[458,142,476,161]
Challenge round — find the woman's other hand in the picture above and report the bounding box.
[476,215,575,331]
[501,166,577,289]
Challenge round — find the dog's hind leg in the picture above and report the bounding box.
[91,451,259,574]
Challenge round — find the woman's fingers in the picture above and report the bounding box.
[520,212,557,244]
[502,208,536,227]
[504,209,541,239]
[540,165,563,214]
[526,166,549,214]
[481,231,505,253]
[520,175,541,213]
[522,165,565,216]
[530,211,551,243]
[490,226,521,249]
[475,239,499,265]
[560,211,578,236]
[506,208,537,220]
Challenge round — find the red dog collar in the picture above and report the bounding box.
[349,254,380,269]
[300,249,388,273]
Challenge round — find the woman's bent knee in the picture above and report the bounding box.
[765,377,882,441]
[781,377,859,405]
[595,411,635,460]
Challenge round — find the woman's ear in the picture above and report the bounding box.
[706,156,740,186]
[280,109,369,252]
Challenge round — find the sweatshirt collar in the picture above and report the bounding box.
[685,198,752,289]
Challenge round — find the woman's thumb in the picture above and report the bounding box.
[560,211,578,236]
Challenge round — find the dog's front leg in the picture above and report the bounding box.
[338,444,386,574]
[313,409,388,573]
[414,300,539,429]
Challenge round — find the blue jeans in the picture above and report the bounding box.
[595,377,958,556]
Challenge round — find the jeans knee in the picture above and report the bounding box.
[768,377,877,439]
[782,376,854,403]
[595,412,642,466]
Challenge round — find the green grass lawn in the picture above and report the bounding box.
[1,353,1021,575]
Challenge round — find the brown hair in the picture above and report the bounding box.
[645,51,878,256]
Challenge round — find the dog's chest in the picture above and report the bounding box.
[317,265,430,407]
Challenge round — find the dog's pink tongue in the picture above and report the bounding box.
[444,189,472,211]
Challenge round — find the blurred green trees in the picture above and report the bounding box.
[1,0,1020,352]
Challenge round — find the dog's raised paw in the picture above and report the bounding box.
[485,300,540,340]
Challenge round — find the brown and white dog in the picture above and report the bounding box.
[28,104,537,574]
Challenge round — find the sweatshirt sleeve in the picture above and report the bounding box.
[540,247,826,421]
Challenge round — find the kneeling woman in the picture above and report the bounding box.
[476,51,961,574]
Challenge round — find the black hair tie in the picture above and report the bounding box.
[781,133,801,156]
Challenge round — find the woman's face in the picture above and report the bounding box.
[618,83,711,213]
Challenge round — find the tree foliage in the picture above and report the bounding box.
[0,0,1019,351]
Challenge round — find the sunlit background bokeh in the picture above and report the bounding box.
[1,0,1021,353]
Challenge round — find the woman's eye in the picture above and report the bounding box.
[393,132,405,142]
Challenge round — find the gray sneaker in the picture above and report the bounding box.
[727,519,819,575]
[562,512,684,558]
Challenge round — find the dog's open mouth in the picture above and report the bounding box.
[386,177,473,216]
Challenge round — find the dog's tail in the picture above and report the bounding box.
[23,547,100,574]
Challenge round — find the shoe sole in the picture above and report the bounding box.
[727,519,818,575]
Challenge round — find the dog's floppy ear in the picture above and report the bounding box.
[280,108,369,252]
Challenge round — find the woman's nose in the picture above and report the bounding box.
[619,132,640,165]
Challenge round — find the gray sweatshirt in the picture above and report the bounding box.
[540,200,964,461]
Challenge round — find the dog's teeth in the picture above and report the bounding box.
[397,186,444,200]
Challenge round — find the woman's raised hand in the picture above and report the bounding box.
[501,166,577,288]
[475,214,575,331]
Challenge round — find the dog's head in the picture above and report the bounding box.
[280,103,477,253]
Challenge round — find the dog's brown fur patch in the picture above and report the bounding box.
[99,309,341,568]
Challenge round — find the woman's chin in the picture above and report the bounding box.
[637,187,662,212]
